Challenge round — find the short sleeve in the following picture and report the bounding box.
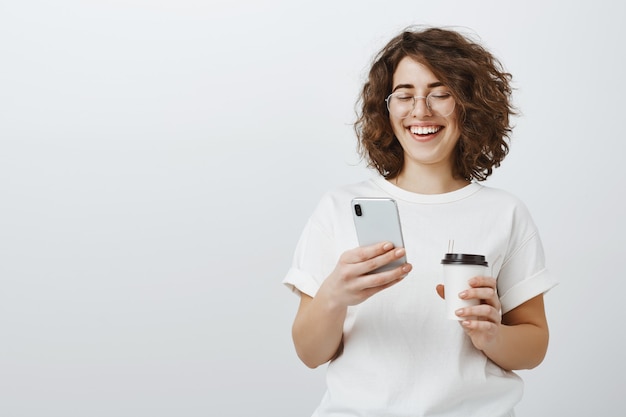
[497,203,558,313]
[282,208,339,298]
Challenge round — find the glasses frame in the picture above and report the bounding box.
[384,91,456,118]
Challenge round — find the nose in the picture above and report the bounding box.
[410,96,431,118]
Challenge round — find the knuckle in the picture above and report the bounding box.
[339,250,356,264]
[337,270,351,281]
[369,274,385,287]
[353,247,369,261]
[342,247,370,265]
[371,270,395,287]
[334,264,355,281]
[364,258,380,272]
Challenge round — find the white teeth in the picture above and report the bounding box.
[410,126,440,135]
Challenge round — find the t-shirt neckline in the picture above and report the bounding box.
[371,177,483,204]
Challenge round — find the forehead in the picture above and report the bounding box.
[392,56,440,88]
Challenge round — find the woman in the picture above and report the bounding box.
[283,26,557,417]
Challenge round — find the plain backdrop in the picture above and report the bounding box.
[1,1,625,416]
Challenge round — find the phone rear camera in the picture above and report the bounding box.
[355,204,362,216]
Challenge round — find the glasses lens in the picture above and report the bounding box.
[427,93,455,117]
[386,93,455,118]
[386,94,413,118]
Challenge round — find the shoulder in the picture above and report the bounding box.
[316,178,384,209]
[307,178,383,231]
[475,184,540,239]
[474,184,526,205]
[474,184,534,215]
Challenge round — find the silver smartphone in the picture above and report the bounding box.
[351,197,407,273]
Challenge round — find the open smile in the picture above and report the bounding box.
[408,125,443,137]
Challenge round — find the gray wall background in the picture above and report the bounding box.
[1,1,624,416]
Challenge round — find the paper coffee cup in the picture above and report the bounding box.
[441,254,489,320]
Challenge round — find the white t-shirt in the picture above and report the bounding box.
[283,177,558,417]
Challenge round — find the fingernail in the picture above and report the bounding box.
[459,291,468,299]
[395,248,405,256]
[455,308,464,316]
[383,242,393,250]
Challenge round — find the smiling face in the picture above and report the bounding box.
[390,56,461,177]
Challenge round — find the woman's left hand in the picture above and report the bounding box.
[443,276,502,351]
[456,276,502,350]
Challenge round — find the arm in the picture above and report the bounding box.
[292,242,411,369]
[485,295,548,370]
[453,277,549,371]
[292,292,346,369]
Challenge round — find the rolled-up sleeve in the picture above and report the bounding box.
[497,209,559,314]
[283,210,338,298]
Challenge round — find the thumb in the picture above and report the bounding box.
[435,284,445,300]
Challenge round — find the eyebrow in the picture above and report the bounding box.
[392,82,444,92]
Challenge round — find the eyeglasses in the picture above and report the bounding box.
[385,91,456,118]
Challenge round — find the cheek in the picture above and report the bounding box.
[445,119,461,141]
[390,118,405,137]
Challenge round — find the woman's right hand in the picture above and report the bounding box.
[318,241,412,308]
[292,242,411,368]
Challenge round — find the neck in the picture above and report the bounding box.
[392,165,470,195]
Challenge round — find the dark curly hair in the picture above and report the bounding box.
[354,26,516,181]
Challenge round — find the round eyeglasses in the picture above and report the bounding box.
[385,91,456,118]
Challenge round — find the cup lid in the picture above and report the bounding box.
[441,253,488,266]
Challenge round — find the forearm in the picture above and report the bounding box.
[482,322,549,371]
[290,243,410,368]
[292,293,347,369]
[457,284,549,371]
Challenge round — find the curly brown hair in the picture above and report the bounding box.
[354,26,516,181]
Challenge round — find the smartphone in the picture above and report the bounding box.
[351,197,407,273]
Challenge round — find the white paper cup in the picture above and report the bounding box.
[441,254,489,320]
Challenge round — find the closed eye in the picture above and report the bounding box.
[430,92,452,100]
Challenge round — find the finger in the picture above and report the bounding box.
[361,274,407,298]
[341,241,396,264]
[361,263,411,290]
[460,319,482,331]
[460,287,498,304]
[356,246,407,276]
[468,276,497,289]
[457,304,500,323]
[460,318,498,332]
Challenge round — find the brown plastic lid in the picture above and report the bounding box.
[441,253,488,266]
